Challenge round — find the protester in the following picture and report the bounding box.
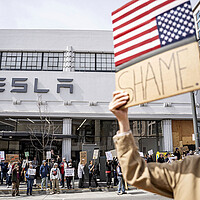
[49,158,55,190]
[26,164,36,195]
[174,148,181,160]
[50,163,61,194]
[157,154,165,163]
[66,159,73,189]
[105,160,112,188]
[109,91,200,199]
[40,160,49,191]
[12,162,21,196]
[60,157,67,188]
[32,156,38,187]
[0,160,7,184]
[147,155,154,163]
[88,160,98,188]
[78,160,85,188]
[6,162,12,188]
[116,162,126,195]
[112,157,118,186]
[165,153,171,163]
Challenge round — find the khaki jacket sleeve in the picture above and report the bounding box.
[114,132,182,199]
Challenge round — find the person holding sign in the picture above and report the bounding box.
[88,160,98,188]
[25,164,36,195]
[50,163,61,194]
[109,91,200,199]
[78,160,85,188]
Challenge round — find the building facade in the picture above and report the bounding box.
[0,29,199,163]
[193,0,200,45]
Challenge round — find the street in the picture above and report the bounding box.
[0,189,171,200]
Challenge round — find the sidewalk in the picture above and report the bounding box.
[0,180,136,195]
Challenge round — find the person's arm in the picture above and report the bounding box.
[109,91,181,199]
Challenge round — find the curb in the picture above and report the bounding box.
[0,186,136,195]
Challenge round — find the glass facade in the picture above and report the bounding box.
[0,117,163,162]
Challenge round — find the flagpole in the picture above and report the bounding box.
[190,91,199,154]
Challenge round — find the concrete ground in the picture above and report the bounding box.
[0,189,171,200]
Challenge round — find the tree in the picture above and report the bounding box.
[27,95,60,160]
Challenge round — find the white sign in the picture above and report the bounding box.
[22,160,27,168]
[139,152,144,157]
[46,151,51,159]
[105,151,113,161]
[0,151,5,160]
[148,149,154,156]
[192,134,195,141]
[93,149,99,160]
[65,168,74,177]
[28,168,36,176]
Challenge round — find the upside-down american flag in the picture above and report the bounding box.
[112,0,196,67]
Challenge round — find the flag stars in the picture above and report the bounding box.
[168,38,173,43]
[181,26,185,30]
[175,35,180,40]
[157,1,195,47]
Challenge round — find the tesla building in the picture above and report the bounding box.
[0,29,199,163]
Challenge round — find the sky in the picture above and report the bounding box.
[0,0,199,30]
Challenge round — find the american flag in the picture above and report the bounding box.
[112,0,196,67]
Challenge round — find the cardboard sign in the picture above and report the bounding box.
[27,168,36,176]
[65,168,74,177]
[46,151,51,159]
[93,149,99,160]
[148,149,154,156]
[6,154,19,163]
[80,151,87,165]
[116,42,200,107]
[105,151,113,161]
[0,151,5,160]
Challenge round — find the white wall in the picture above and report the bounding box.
[0,71,195,119]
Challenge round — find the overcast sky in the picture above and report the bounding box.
[0,0,199,30]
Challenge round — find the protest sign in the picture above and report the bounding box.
[0,151,5,160]
[65,168,74,177]
[110,149,117,158]
[22,160,27,168]
[139,152,144,157]
[112,0,200,107]
[28,168,36,176]
[105,151,113,161]
[80,151,87,165]
[148,149,154,156]
[25,152,29,157]
[93,149,99,160]
[46,151,51,159]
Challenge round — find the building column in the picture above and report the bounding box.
[95,120,100,147]
[162,120,173,152]
[62,118,72,161]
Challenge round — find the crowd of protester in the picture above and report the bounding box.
[0,147,196,196]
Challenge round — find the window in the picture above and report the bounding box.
[22,52,42,70]
[198,21,200,30]
[96,53,115,71]
[196,10,200,21]
[1,52,22,70]
[74,53,95,71]
[74,52,115,72]
[43,52,63,71]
